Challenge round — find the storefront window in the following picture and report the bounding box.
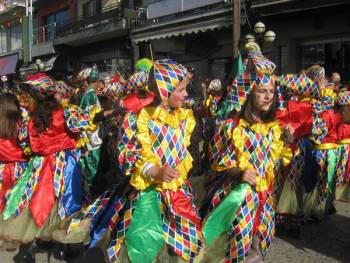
[10,24,22,51]
[0,28,7,54]
[300,44,325,70]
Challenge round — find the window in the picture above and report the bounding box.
[45,8,69,27]
[10,24,22,51]
[45,9,69,40]
[83,0,102,17]
[0,28,7,54]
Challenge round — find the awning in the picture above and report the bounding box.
[132,11,232,44]
[0,52,18,76]
[19,56,57,75]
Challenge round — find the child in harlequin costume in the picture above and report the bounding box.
[201,43,292,263]
[274,74,320,237]
[335,90,350,203]
[200,79,223,173]
[0,73,108,254]
[301,66,340,220]
[58,59,203,263]
[0,93,29,248]
[78,64,103,195]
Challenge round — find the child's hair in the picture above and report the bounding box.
[240,90,277,124]
[0,93,21,138]
[147,66,162,106]
[22,84,60,132]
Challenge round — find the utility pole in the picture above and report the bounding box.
[22,0,32,63]
[233,0,241,58]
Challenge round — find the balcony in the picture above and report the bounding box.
[131,1,233,43]
[135,1,232,28]
[54,3,127,46]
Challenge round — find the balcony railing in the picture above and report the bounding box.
[56,4,123,38]
[135,1,232,27]
[33,23,57,44]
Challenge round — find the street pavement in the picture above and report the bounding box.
[1,201,349,263]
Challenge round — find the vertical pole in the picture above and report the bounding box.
[149,42,153,61]
[29,0,33,61]
[233,0,241,58]
[25,0,28,16]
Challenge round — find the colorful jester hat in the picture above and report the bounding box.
[54,80,75,99]
[153,58,188,104]
[98,81,125,99]
[306,65,325,83]
[278,74,320,100]
[24,73,55,95]
[124,58,154,93]
[228,42,276,112]
[125,70,149,93]
[336,90,350,106]
[77,64,100,82]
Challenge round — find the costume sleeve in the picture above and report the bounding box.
[209,118,238,171]
[17,107,31,155]
[184,109,196,147]
[131,108,158,190]
[277,100,313,139]
[80,90,97,109]
[64,105,100,133]
[117,112,142,177]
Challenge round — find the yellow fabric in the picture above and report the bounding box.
[132,106,196,191]
[232,119,292,192]
[338,139,350,145]
[313,143,338,150]
[76,136,89,148]
[205,95,212,108]
[320,88,336,100]
[87,106,100,132]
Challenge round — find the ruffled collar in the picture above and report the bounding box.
[237,118,281,137]
[150,106,186,128]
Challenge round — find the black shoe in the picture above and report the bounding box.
[54,243,80,261]
[34,240,55,251]
[13,251,35,263]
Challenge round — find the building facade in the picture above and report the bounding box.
[29,0,142,78]
[131,0,237,92]
[251,0,350,82]
[0,0,25,79]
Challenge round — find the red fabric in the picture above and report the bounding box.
[277,101,313,139]
[29,154,55,228]
[252,191,267,235]
[321,110,341,144]
[337,119,350,141]
[166,184,201,227]
[29,109,77,156]
[122,92,155,114]
[0,163,16,212]
[0,137,25,162]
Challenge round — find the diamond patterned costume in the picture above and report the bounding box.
[202,119,292,263]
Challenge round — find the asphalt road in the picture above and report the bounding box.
[1,201,349,263]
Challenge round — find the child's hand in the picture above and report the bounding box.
[242,169,256,186]
[150,166,180,183]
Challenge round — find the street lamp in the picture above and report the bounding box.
[244,34,256,43]
[264,31,276,43]
[254,21,266,34]
[1,75,8,90]
[244,21,276,47]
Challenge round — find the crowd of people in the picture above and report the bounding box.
[0,42,349,263]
